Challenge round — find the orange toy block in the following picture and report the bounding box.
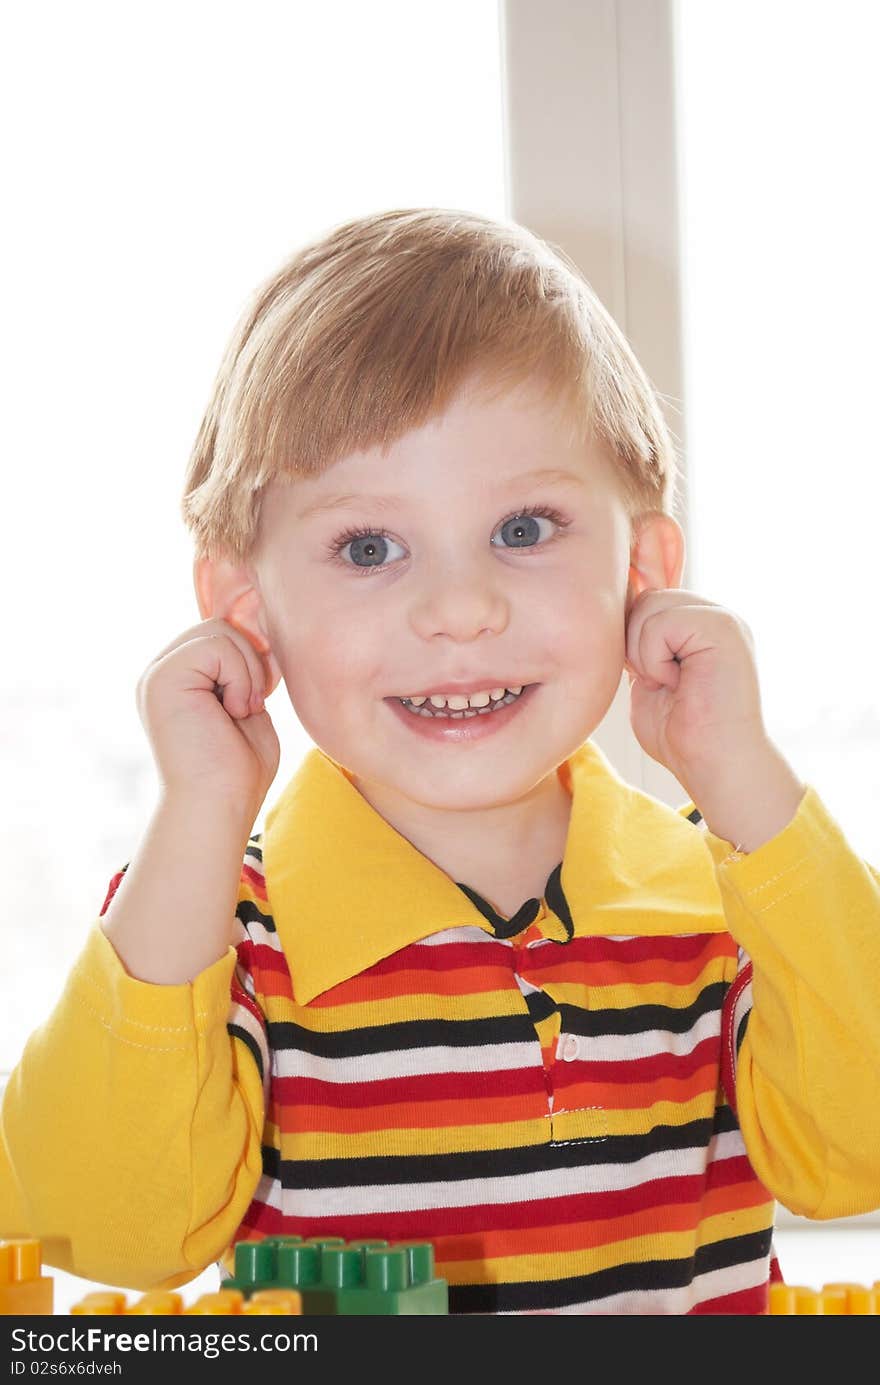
[71,1292,129,1315]
[70,1285,302,1315]
[0,1239,53,1315]
[769,1280,879,1314]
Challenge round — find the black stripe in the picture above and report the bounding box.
[455,883,541,939]
[245,837,263,860]
[447,1230,771,1313]
[558,980,727,1038]
[524,990,557,1024]
[236,898,277,932]
[228,1023,264,1082]
[694,1227,772,1277]
[712,1102,741,1136]
[267,983,727,1058]
[267,1012,536,1059]
[544,863,574,942]
[264,1116,717,1188]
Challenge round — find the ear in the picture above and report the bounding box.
[625,512,686,617]
[193,555,283,697]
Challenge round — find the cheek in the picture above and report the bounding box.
[273,602,387,693]
[533,566,624,660]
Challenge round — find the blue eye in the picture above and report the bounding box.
[327,503,570,574]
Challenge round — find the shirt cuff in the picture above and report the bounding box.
[700,782,835,904]
[68,922,239,1048]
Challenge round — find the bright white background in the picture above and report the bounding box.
[675,0,880,1268]
[1,0,878,1306]
[0,0,505,1062]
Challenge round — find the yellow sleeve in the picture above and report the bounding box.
[0,906,266,1290]
[699,784,880,1220]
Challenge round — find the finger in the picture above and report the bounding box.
[151,619,269,713]
[174,629,265,720]
[625,591,720,681]
[628,608,685,691]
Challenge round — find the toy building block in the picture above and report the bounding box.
[127,1291,185,1314]
[769,1280,878,1314]
[71,1292,130,1315]
[0,1238,54,1315]
[244,1290,303,1315]
[224,1234,448,1315]
[70,1286,302,1316]
[822,1282,878,1314]
[183,1290,246,1315]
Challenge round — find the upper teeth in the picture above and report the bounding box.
[403,686,523,710]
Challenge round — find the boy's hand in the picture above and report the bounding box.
[624,588,804,847]
[136,618,281,819]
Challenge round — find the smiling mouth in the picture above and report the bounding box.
[392,685,537,718]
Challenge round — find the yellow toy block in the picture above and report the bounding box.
[243,1289,303,1315]
[71,1292,128,1315]
[183,1290,246,1315]
[126,1291,184,1314]
[0,1239,54,1315]
[823,1282,878,1314]
[769,1279,879,1314]
[69,1284,302,1315]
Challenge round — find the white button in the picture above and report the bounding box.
[559,1034,580,1062]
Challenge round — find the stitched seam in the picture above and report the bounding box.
[750,880,823,914]
[79,973,210,1030]
[76,991,193,1052]
[550,1136,609,1146]
[737,853,814,898]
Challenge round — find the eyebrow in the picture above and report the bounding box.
[296,467,586,521]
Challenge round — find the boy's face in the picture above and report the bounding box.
[242,376,682,814]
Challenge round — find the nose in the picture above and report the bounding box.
[408,553,510,642]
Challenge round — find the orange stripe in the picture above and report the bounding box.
[557,1063,717,1111]
[314,965,513,1005]
[277,1092,550,1134]
[433,1199,704,1262]
[533,952,730,990]
[701,1178,773,1220]
[255,971,295,999]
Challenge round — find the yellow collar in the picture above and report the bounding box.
[262,738,727,1004]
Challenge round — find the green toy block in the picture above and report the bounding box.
[225,1235,448,1315]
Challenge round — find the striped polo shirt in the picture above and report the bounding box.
[218,738,780,1314]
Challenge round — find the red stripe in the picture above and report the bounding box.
[230,983,264,1029]
[720,960,753,1114]
[273,1067,547,1108]
[240,1170,752,1242]
[99,869,127,917]
[554,1035,720,1087]
[238,940,289,975]
[527,933,737,969]
[359,940,514,977]
[689,1283,768,1314]
[241,862,268,899]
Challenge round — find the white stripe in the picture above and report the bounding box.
[271,1007,721,1081]
[580,1008,721,1062]
[273,1040,543,1083]
[233,915,281,952]
[228,999,271,1103]
[264,1129,748,1218]
[412,927,507,947]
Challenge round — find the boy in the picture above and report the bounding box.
[2,208,879,1315]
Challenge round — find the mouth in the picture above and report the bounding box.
[383,682,541,741]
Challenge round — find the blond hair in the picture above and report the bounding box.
[182,207,682,563]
